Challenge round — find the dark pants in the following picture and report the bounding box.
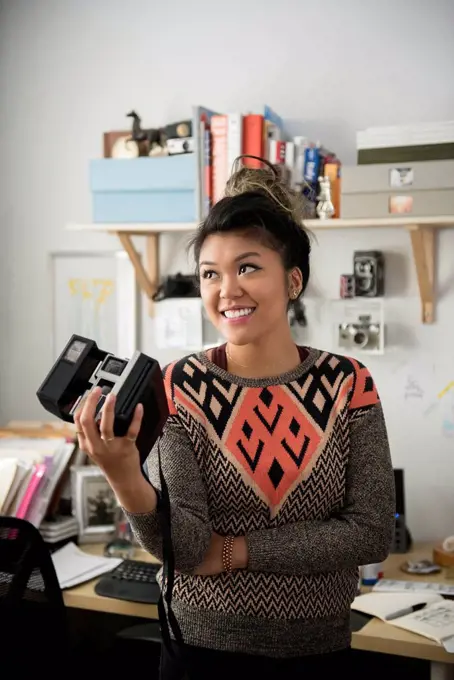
[160,641,353,680]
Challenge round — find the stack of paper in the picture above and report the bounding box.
[51,541,122,589]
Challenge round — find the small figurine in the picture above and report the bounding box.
[316,175,335,219]
[127,110,167,157]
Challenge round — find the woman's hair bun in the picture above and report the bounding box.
[225,154,309,224]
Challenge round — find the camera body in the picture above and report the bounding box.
[338,315,381,352]
[353,250,385,297]
[36,335,169,466]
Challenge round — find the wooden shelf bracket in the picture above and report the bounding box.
[116,232,159,315]
[408,226,435,324]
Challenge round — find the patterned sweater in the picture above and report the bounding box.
[125,346,395,657]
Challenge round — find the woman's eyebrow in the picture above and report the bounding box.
[200,251,261,267]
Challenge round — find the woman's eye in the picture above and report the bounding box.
[239,264,258,275]
[201,269,218,280]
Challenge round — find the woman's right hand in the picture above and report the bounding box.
[74,386,144,484]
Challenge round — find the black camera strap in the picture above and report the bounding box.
[156,437,184,659]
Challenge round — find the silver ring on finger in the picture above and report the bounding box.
[126,436,137,443]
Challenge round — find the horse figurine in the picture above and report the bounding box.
[127,110,167,156]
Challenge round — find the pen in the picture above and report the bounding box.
[386,603,427,621]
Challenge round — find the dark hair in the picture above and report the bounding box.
[188,156,313,296]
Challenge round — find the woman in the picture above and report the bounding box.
[75,158,395,679]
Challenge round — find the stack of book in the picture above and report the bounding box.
[0,421,85,531]
[200,104,341,218]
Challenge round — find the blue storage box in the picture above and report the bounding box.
[89,155,199,223]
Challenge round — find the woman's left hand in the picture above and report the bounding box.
[193,533,248,576]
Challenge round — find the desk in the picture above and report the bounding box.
[64,542,454,679]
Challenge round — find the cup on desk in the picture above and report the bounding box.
[361,562,384,586]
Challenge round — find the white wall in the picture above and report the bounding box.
[1,0,453,541]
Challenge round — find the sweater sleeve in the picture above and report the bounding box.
[123,410,212,573]
[246,381,396,575]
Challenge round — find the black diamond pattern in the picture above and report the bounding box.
[259,388,273,408]
[365,375,374,392]
[268,458,284,489]
[289,417,300,437]
[242,421,252,440]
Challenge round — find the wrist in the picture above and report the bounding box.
[107,469,157,514]
[231,536,248,570]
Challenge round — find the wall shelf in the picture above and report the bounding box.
[66,215,454,321]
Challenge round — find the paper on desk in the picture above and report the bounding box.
[51,541,122,589]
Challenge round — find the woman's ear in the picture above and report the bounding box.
[288,267,303,298]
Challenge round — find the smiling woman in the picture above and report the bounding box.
[188,158,313,377]
[90,155,397,680]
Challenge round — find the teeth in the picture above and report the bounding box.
[224,308,254,319]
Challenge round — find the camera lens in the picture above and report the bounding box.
[353,330,368,347]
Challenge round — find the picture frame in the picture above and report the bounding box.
[49,250,139,363]
[70,465,118,543]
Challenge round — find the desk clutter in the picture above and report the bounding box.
[51,541,122,589]
[352,590,454,653]
[0,421,80,532]
[0,419,122,548]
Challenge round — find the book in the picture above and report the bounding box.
[352,592,454,652]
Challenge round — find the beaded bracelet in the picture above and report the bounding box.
[222,535,234,573]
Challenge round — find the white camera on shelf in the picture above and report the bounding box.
[330,299,385,355]
[338,315,381,352]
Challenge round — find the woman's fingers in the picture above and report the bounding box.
[79,386,103,447]
[126,403,144,442]
[100,393,116,442]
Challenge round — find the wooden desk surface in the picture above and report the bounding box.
[64,542,454,664]
[62,543,160,620]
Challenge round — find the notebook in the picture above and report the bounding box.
[51,541,122,589]
[352,592,454,652]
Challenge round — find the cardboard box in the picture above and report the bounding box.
[341,160,454,218]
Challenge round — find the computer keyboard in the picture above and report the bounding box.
[94,559,161,604]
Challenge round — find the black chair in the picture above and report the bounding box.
[116,620,163,673]
[0,516,70,673]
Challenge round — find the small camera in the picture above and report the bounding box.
[353,250,385,297]
[338,315,381,352]
[36,335,169,466]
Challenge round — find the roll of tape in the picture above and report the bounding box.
[442,536,454,553]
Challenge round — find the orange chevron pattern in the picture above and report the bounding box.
[224,386,321,512]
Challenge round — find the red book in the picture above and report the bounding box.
[242,114,264,168]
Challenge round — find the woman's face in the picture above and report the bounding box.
[199,231,300,346]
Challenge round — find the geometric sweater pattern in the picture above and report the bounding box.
[125,347,395,656]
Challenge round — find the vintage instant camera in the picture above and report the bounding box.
[353,250,385,297]
[36,335,169,467]
[338,314,382,352]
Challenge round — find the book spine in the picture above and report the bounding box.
[324,161,342,218]
[211,114,228,203]
[203,127,212,217]
[242,114,264,168]
[269,139,286,164]
[227,113,242,177]
[16,463,46,520]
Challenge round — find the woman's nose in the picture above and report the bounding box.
[220,275,242,299]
